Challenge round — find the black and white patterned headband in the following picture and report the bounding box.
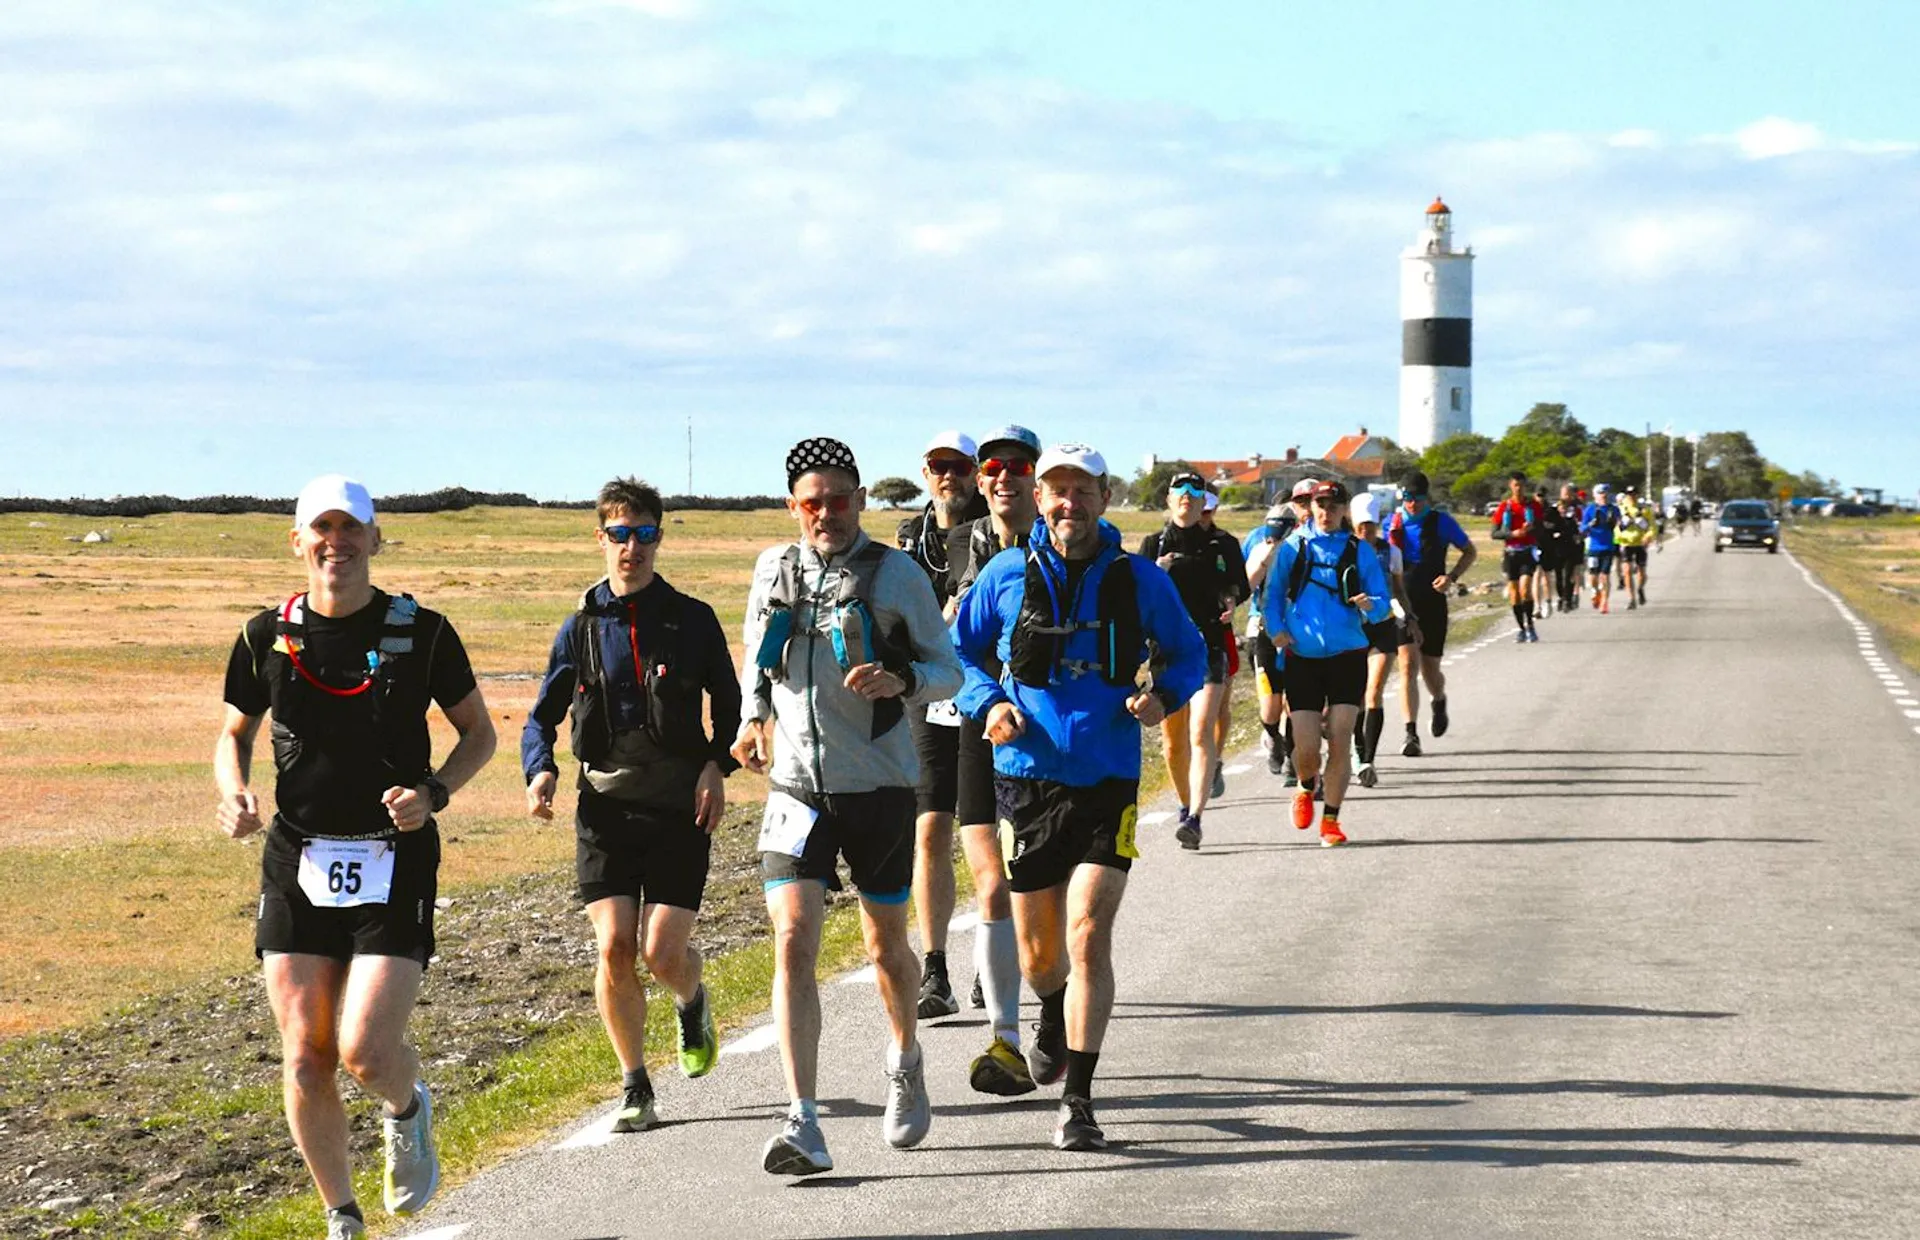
[785,437,861,491]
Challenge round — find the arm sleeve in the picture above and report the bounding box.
[697,603,743,774]
[1357,542,1393,624]
[520,621,578,782]
[952,553,1012,721]
[886,554,964,704]
[1443,513,1472,550]
[1260,538,1298,639]
[426,617,479,709]
[738,548,780,724]
[1137,560,1207,712]
[1219,534,1250,606]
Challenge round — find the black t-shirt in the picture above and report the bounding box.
[224,591,478,839]
[1139,521,1236,650]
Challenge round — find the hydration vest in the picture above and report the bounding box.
[1287,535,1363,606]
[1390,508,1447,583]
[1006,545,1144,688]
[264,591,422,771]
[758,541,914,738]
[951,518,1027,603]
[566,580,710,767]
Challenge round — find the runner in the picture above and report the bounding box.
[1580,483,1623,614]
[896,431,989,1021]
[1530,487,1559,619]
[1200,491,1247,801]
[951,442,1206,1151]
[1241,499,1298,778]
[943,423,1044,1094]
[1388,471,1478,757]
[522,477,739,1135]
[215,475,498,1240]
[732,437,964,1176]
[1264,481,1393,846]
[1552,485,1585,611]
[1617,484,1654,608]
[1349,492,1413,789]
[1139,471,1245,850]
[1489,471,1544,643]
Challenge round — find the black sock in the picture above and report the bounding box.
[1040,984,1067,1030]
[1281,717,1294,750]
[1511,602,1525,627]
[1363,708,1385,762]
[388,1090,420,1122]
[1524,600,1536,628]
[327,1203,365,1225]
[677,982,706,1016]
[623,1066,652,1094]
[1323,803,1341,820]
[1262,720,1280,742]
[1406,721,1419,736]
[924,950,947,978]
[1064,1048,1101,1099]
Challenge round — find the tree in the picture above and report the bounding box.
[1694,431,1768,502]
[1220,483,1263,509]
[1372,437,1423,488]
[1417,433,1495,504]
[869,477,922,509]
[1125,459,1197,509]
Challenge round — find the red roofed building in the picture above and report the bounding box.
[1166,448,1344,506]
[1324,427,1390,479]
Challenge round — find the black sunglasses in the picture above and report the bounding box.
[925,459,974,477]
[602,523,662,545]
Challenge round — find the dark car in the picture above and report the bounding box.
[1823,501,1875,518]
[1715,500,1780,553]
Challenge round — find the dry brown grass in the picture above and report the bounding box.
[1787,513,1920,674]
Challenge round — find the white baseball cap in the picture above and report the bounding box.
[923,430,978,460]
[1351,493,1381,526]
[1034,442,1108,481]
[293,474,375,529]
[1202,490,1220,512]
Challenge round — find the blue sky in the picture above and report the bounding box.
[3,0,1915,502]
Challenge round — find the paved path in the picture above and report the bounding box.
[401,533,1920,1239]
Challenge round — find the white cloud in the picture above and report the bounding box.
[1734,116,1825,159]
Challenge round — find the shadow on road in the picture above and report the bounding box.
[1107,1000,1736,1020]
[1431,748,1793,758]
[1192,836,1813,855]
[831,1231,1350,1239]
[1100,1071,1915,1103]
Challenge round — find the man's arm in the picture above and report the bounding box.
[1134,559,1207,720]
[520,620,578,783]
[384,686,496,833]
[214,706,267,839]
[951,554,1013,722]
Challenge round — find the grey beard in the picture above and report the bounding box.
[932,493,973,525]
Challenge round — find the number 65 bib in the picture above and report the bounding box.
[297,838,396,909]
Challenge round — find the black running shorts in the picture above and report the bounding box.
[1621,545,1648,568]
[909,711,962,816]
[574,785,712,911]
[256,821,439,966]
[1283,648,1368,714]
[1402,587,1450,658]
[1587,548,1617,575]
[1362,618,1401,657]
[1252,632,1283,694]
[761,784,916,902]
[1501,546,1536,581]
[1202,647,1228,686]
[955,712,996,827]
[993,776,1138,894]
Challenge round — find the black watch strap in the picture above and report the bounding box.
[423,774,451,813]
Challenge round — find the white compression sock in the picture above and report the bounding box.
[976,917,1022,1048]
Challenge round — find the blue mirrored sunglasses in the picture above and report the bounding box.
[1171,483,1210,499]
[602,523,662,545]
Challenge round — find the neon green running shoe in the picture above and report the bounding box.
[677,985,717,1079]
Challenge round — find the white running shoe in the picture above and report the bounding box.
[382,1083,440,1217]
[883,1051,932,1149]
[763,1112,833,1175]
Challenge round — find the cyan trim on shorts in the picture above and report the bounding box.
[858,886,911,906]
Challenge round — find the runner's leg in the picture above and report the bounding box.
[911,811,955,965]
[336,955,426,1115]
[585,896,647,1071]
[860,895,921,1055]
[766,880,827,1101]
[1063,863,1129,1056]
[640,902,702,1004]
[1186,682,1225,818]
[265,954,355,1209]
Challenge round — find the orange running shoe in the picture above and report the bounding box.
[1291,788,1316,830]
[1320,821,1348,848]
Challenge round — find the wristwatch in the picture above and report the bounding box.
[421,774,451,814]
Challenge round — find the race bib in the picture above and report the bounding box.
[758,790,819,858]
[1114,804,1141,861]
[296,839,395,909]
[925,699,962,727]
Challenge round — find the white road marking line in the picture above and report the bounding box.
[1222,763,1252,775]
[720,1024,779,1057]
[556,1123,620,1151]
[1906,710,1920,720]
[948,911,981,934]
[408,1227,473,1240]
[1138,811,1174,826]
[839,965,878,986]
[1896,699,1919,708]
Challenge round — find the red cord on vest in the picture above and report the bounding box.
[281,594,377,697]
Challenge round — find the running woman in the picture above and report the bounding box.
[1241,494,1305,778]
[1387,471,1477,757]
[1349,492,1413,789]
[1554,485,1586,611]
[1490,472,1545,643]
[897,430,988,1020]
[732,437,965,1176]
[952,442,1206,1151]
[216,475,498,1240]
[1580,483,1623,614]
[1264,481,1393,846]
[523,477,739,1134]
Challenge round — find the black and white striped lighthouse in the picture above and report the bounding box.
[1398,197,1474,451]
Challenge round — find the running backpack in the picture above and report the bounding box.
[566,582,710,766]
[1006,547,1144,689]
[757,541,914,738]
[1286,536,1363,606]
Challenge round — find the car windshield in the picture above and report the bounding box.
[1723,503,1771,520]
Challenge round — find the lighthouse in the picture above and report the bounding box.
[1398,197,1474,452]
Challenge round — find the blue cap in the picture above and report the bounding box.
[976,424,1041,461]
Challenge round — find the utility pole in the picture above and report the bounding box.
[1665,423,1675,492]
[1689,434,1700,495]
[687,416,694,496]
[1644,423,1653,498]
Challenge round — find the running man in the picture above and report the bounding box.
[1550,485,1585,612]
[1490,471,1545,643]
[1387,471,1477,757]
[1581,484,1623,614]
[1139,471,1245,849]
[1265,481,1393,845]
[943,424,1044,1094]
[733,437,964,1176]
[1350,492,1413,789]
[952,442,1206,1151]
[1617,484,1654,608]
[1200,490,1247,801]
[216,475,497,1240]
[523,477,739,1134]
[1530,487,1561,618]
[896,430,988,1020]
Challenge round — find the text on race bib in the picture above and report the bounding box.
[925,699,962,727]
[296,839,396,909]
[758,790,820,858]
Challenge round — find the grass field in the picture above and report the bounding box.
[1786,513,1920,674]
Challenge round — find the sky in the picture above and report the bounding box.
[3,0,1916,502]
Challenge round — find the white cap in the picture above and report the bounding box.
[923,430,978,460]
[1351,492,1381,526]
[1202,490,1220,512]
[1595,481,1612,494]
[293,474,375,529]
[1035,442,1108,482]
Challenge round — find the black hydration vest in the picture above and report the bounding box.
[263,591,422,779]
[566,581,711,767]
[1287,535,1363,606]
[1393,508,1447,584]
[1006,546,1144,688]
[760,541,914,739]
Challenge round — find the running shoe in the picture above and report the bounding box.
[762,1112,833,1176]
[1210,763,1226,799]
[1281,756,1298,787]
[1320,821,1348,848]
[677,985,717,1079]
[1527,628,1540,643]
[382,1083,439,1217]
[326,1211,366,1240]
[611,1083,657,1133]
[1356,761,1377,789]
[1291,788,1316,830]
[1174,811,1202,851]
[1431,698,1450,738]
[1638,586,1647,605]
[969,1036,1038,1096]
[1053,1095,1108,1151]
[1514,629,1527,644]
[1401,732,1423,758]
[969,974,985,1009]
[883,1052,932,1148]
[917,968,959,1019]
[1027,1020,1067,1086]
[1601,599,1611,614]
[1265,737,1285,775]
[1627,597,1637,611]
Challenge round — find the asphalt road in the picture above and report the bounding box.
[399,533,1920,1240]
